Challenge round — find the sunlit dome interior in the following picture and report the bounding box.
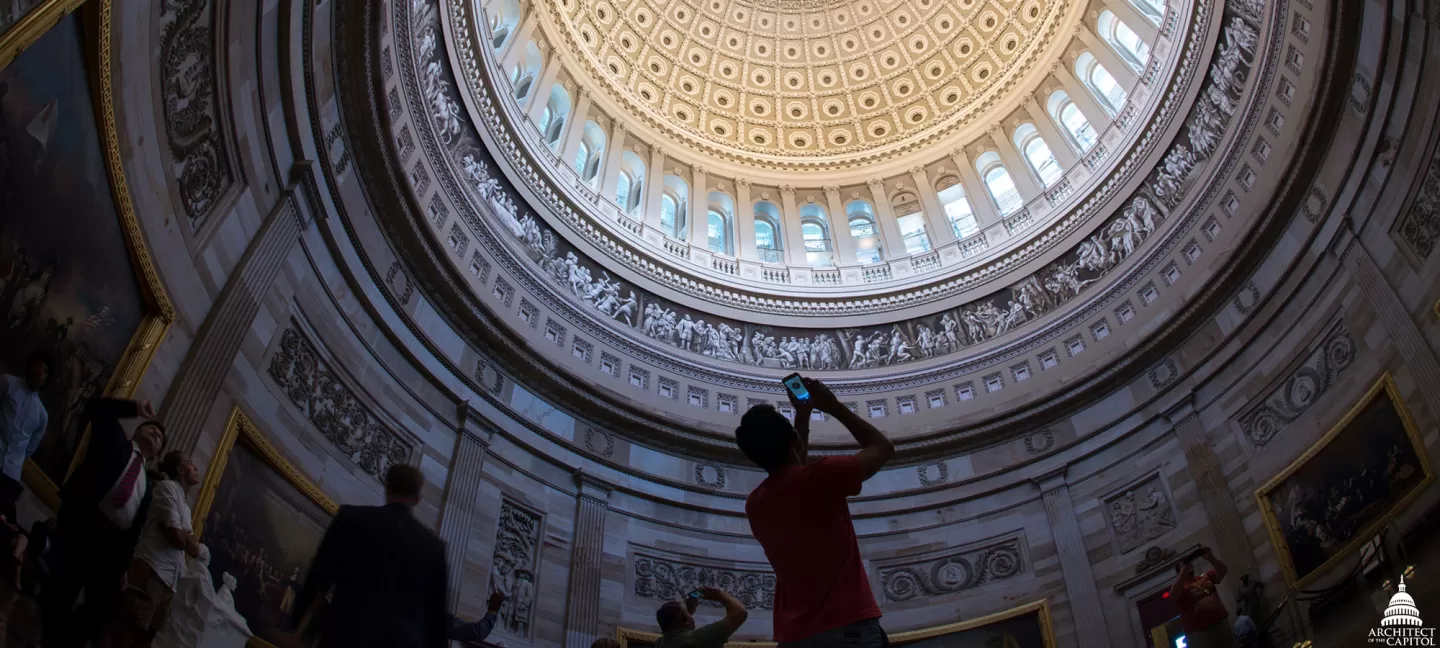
[13,0,1440,643]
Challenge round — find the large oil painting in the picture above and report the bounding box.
[1257,373,1435,587]
[618,600,1054,648]
[2,0,83,72]
[0,11,147,490]
[196,410,337,647]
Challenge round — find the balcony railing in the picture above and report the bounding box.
[757,247,783,263]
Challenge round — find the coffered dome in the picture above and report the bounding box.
[544,0,1080,173]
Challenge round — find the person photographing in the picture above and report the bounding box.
[654,586,749,648]
[736,375,894,648]
[1171,546,1233,648]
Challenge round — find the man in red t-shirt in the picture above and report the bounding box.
[736,377,894,648]
[1170,547,1234,648]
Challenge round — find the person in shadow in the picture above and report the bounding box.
[288,464,448,648]
[39,398,165,647]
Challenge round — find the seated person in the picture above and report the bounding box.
[655,586,749,648]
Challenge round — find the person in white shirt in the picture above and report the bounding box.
[107,450,203,647]
[0,350,51,521]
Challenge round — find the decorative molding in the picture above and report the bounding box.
[265,325,415,480]
[917,461,949,486]
[489,499,545,637]
[1022,429,1055,454]
[1147,357,1180,388]
[584,427,614,458]
[1134,546,1178,575]
[632,552,775,610]
[1101,473,1179,554]
[1236,319,1355,446]
[159,0,235,228]
[1395,141,1440,260]
[693,462,727,488]
[876,533,1027,602]
[1233,279,1261,313]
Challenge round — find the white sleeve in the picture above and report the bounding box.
[155,480,188,531]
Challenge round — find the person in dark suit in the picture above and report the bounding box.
[289,463,449,648]
[39,398,165,648]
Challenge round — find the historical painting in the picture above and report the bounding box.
[1,0,74,71]
[1257,374,1434,587]
[196,410,337,647]
[0,12,146,488]
[617,600,1054,648]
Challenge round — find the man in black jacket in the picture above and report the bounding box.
[40,398,165,647]
[290,463,449,648]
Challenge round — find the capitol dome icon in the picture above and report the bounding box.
[1381,576,1424,627]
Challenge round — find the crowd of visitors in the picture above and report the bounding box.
[0,371,1261,648]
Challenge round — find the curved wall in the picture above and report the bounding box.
[12,0,1440,647]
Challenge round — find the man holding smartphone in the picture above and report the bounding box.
[736,376,894,648]
[654,586,749,648]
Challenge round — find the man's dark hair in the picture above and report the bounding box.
[735,405,797,472]
[656,601,688,632]
[385,463,424,500]
[138,420,167,451]
[158,450,187,480]
[24,350,51,372]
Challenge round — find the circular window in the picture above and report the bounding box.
[910,37,927,53]
[927,63,944,78]
[715,92,733,107]
[661,33,675,47]
[858,3,872,15]
[843,38,858,51]
[786,74,803,88]
[640,88,653,100]
[676,8,688,20]
[870,122,889,137]
[811,18,821,28]
[937,16,953,31]
[870,27,885,40]
[681,78,698,93]
[727,36,740,48]
[758,43,772,56]
[896,13,909,26]
[819,73,836,87]
[620,36,634,50]
[596,6,609,20]
[957,40,973,56]
[861,93,879,108]
[894,80,912,96]
[788,103,807,118]
[790,133,810,148]
[751,101,769,116]
[700,24,714,37]
[786,45,799,57]
[830,130,850,145]
[753,70,770,85]
[675,108,691,121]
[815,43,829,56]
[690,51,704,64]
[972,63,992,82]
[636,9,650,24]
[883,55,898,68]
[944,88,960,104]
[785,19,797,29]
[851,65,868,80]
[760,17,770,27]
[835,12,848,24]
[824,101,844,116]
[709,0,720,10]
[1005,36,1019,52]
[712,121,730,135]
[720,64,737,78]
[752,130,771,144]
[907,108,926,123]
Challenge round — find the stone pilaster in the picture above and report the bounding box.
[438,403,492,611]
[160,163,316,455]
[563,471,612,648]
[1333,222,1440,418]
[1035,469,1110,648]
[1165,399,1257,578]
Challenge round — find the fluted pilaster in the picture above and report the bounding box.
[563,472,613,648]
[160,164,315,455]
[1165,399,1256,579]
[1035,470,1110,648]
[438,404,492,611]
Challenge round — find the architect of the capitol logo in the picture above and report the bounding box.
[1369,576,1436,645]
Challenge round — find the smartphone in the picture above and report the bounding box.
[687,589,703,599]
[782,373,811,402]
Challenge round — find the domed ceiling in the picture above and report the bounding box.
[550,0,1077,172]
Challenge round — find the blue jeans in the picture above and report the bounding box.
[779,619,888,648]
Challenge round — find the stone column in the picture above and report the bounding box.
[598,123,628,202]
[988,126,1043,200]
[736,179,757,261]
[909,166,957,246]
[824,186,858,263]
[1164,399,1257,580]
[160,164,315,456]
[866,178,906,260]
[949,149,1003,227]
[1054,62,1115,128]
[688,166,709,244]
[1035,469,1110,648]
[1076,23,1140,87]
[438,403,492,611]
[1333,222,1440,417]
[644,147,668,231]
[559,90,593,164]
[563,471,612,648]
[780,185,806,265]
[498,10,538,69]
[1025,96,1081,165]
[523,55,563,117]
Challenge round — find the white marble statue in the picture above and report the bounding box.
[152,546,253,648]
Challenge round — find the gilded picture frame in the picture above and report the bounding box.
[1255,373,1435,588]
[0,0,87,72]
[14,0,176,510]
[617,599,1056,648]
[191,408,338,648]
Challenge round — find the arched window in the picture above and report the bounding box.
[535,86,571,148]
[1049,91,1098,152]
[485,0,522,49]
[846,200,882,264]
[660,175,689,239]
[937,181,980,239]
[615,173,632,213]
[705,192,735,255]
[896,213,931,255]
[509,42,543,102]
[1099,11,1151,71]
[799,204,833,267]
[1077,53,1127,116]
[1014,124,1064,187]
[615,151,646,216]
[573,121,606,187]
[977,151,1024,216]
[754,201,783,262]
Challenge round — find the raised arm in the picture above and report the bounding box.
[787,386,813,466]
[1204,547,1228,583]
[698,586,749,638]
[804,378,894,480]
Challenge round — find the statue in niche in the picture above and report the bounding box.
[488,501,542,636]
[1108,483,1177,553]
